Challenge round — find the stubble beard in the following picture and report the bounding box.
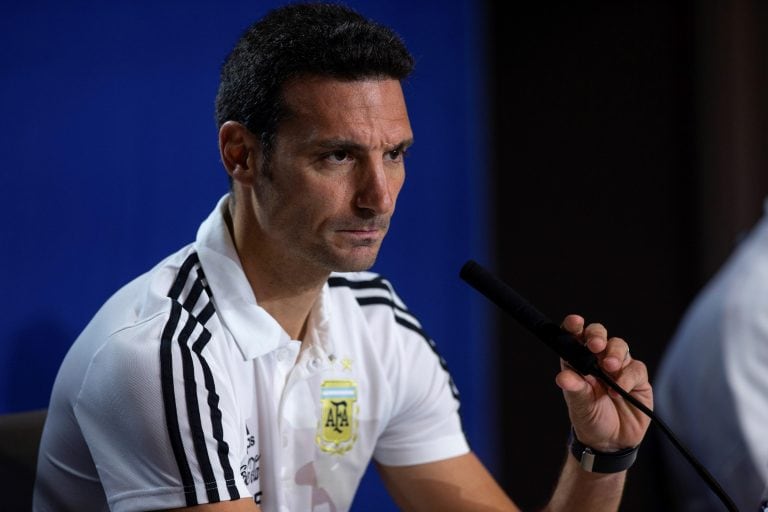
[312,236,385,274]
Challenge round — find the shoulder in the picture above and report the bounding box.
[66,244,227,391]
[90,244,201,334]
[73,245,242,421]
[328,270,393,295]
[99,245,227,360]
[328,271,424,332]
[327,270,412,314]
[326,272,446,374]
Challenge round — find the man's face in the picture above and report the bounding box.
[251,77,413,274]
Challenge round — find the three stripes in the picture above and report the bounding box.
[160,259,457,505]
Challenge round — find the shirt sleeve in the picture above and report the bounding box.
[724,259,768,486]
[370,280,470,466]
[74,308,251,512]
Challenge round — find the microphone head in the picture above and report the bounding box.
[460,259,598,376]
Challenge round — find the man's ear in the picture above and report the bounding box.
[219,121,260,186]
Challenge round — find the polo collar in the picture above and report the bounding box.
[193,194,336,361]
[194,194,288,361]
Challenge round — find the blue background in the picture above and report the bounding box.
[0,1,492,508]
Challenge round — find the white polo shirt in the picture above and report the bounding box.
[34,194,469,512]
[656,203,768,512]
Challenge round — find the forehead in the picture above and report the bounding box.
[278,77,413,145]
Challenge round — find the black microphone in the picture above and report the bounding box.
[459,259,599,376]
[459,259,739,512]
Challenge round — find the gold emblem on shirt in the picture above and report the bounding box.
[316,380,358,454]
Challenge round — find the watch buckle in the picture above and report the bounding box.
[581,448,595,472]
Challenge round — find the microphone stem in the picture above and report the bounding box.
[591,369,739,512]
[460,259,741,512]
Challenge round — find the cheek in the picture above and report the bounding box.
[287,180,349,223]
[390,172,406,203]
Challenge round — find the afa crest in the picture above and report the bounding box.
[316,380,358,454]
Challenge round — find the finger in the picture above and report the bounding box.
[561,314,585,336]
[612,359,650,396]
[555,369,602,418]
[600,337,630,373]
[560,314,585,336]
[583,322,608,353]
[555,367,590,393]
[608,361,654,425]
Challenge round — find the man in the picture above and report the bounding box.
[33,3,652,511]
[656,203,768,512]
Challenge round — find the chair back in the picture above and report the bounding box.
[0,409,47,511]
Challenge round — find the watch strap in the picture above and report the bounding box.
[568,428,639,473]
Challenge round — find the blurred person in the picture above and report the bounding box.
[656,202,768,511]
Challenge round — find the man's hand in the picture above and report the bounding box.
[554,314,653,452]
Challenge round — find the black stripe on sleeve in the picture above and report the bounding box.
[355,296,411,317]
[328,275,390,291]
[177,313,220,504]
[353,295,461,401]
[183,278,205,313]
[162,251,240,503]
[197,301,216,326]
[197,266,214,298]
[160,301,198,506]
[192,329,241,500]
[169,253,200,301]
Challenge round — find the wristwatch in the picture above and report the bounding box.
[568,428,639,473]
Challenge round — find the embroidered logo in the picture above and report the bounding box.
[316,380,358,454]
[240,425,261,502]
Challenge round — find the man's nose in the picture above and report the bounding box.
[355,159,396,215]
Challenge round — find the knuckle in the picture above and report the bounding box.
[633,360,648,375]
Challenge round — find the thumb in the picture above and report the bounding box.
[555,369,596,417]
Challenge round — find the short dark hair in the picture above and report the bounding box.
[215,2,415,161]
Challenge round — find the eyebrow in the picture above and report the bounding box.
[316,138,415,152]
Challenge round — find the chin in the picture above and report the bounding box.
[332,258,377,273]
[328,250,380,273]
[309,241,383,274]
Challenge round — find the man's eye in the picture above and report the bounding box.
[386,149,406,161]
[328,150,350,163]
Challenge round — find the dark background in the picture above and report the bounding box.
[489,1,768,509]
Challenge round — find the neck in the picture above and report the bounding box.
[252,282,322,342]
[226,197,327,341]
